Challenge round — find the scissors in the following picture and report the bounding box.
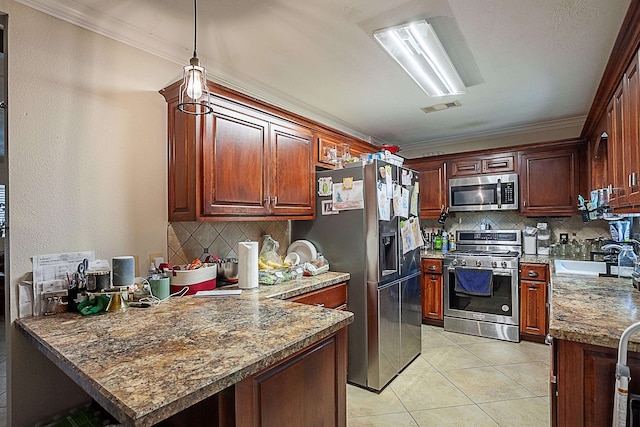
[77,259,88,287]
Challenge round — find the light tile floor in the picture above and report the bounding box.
[347,325,550,427]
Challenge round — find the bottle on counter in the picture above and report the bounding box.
[434,230,442,250]
[449,234,456,251]
[441,228,448,254]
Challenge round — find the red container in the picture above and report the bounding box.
[170,278,216,295]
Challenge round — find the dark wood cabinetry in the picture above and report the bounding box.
[162,80,378,221]
[553,339,640,427]
[421,258,443,325]
[236,329,348,427]
[519,263,548,339]
[449,154,515,177]
[404,158,447,218]
[288,282,348,310]
[519,147,580,216]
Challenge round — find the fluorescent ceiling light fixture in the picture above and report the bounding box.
[374,20,467,97]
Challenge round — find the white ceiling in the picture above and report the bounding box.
[18,0,632,157]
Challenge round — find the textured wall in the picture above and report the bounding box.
[5,2,179,424]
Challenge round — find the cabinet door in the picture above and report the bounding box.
[607,82,627,208]
[625,52,640,205]
[418,160,447,218]
[201,104,271,217]
[519,279,547,336]
[269,122,314,217]
[421,259,443,322]
[167,99,198,221]
[520,149,578,216]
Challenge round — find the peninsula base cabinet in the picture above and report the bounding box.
[553,339,640,426]
[421,258,443,326]
[159,328,348,427]
[519,263,548,342]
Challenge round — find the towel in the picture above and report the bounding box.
[454,268,493,296]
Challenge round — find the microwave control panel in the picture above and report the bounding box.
[501,182,515,204]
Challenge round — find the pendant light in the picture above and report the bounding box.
[177,0,213,115]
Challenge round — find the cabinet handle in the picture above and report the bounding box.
[273,196,278,206]
[486,161,508,168]
[264,196,271,206]
[523,200,527,207]
[457,164,477,171]
[428,265,437,271]
[633,172,637,187]
[527,270,539,278]
[528,285,538,290]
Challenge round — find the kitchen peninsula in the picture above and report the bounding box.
[15,272,352,427]
[549,266,640,425]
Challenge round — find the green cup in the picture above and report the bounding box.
[149,277,170,300]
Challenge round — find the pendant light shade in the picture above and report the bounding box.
[177,0,213,115]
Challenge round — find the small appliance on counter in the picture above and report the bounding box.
[536,223,550,256]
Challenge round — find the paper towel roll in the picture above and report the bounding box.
[238,241,259,289]
[112,256,135,287]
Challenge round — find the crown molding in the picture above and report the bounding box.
[400,115,586,153]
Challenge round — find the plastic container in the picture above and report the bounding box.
[618,245,637,278]
[537,223,550,256]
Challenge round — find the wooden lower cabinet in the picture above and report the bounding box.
[519,263,548,340]
[158,328,348,427]
[421,258,443,326]
[288,282,348,310]
[554,339,640,426]
[236,329,348,427]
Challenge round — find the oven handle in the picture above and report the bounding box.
[446,266,515,276]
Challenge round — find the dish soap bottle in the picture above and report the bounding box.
[441,228,448,254]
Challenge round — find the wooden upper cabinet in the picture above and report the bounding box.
[165,97,198,221]
[625,51,640,205]
[416,159,447,218]
[201,101,271,217]
[519,148,579,216]
[315,134,376,168]
[449,154,515,177]
[269,121,314,216]
[607,82,627,208]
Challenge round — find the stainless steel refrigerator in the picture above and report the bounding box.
[291,159,422,391]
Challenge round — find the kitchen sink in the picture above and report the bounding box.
[553,259,608,277]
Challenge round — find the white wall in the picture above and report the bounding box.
[4,2,179,424]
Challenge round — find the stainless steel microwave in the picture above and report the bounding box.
[449,173,518,212]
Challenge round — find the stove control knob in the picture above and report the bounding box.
[460,259,467,266]
[491,261,498,268]
[475,260,482,267]
[451,259,458,266]
[501,261,508,269]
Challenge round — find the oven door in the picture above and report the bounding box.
[444,266,519,326]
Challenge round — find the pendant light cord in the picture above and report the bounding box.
[192,0,198,58]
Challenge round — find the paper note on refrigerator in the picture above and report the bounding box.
[333,180,364,210]
[400,220,414,254]
[410,183,419,217]
[377,181,391,221]
[393,185,409,218]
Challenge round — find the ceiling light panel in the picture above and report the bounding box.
[374,20,467,97]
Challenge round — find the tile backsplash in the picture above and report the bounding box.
[168,213,619,266]
[420,212,612,243]
[168,221,289,266]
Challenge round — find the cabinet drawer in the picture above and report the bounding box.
[481,155,515,173]
[421,258,443,274]
[450,159,481,177]
[520,263,548,281]
[289,282,347,309]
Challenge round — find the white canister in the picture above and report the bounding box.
[523,235,537,255]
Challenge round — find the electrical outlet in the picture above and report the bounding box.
[148,253,164,268]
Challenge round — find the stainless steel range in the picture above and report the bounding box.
[443,230,521,342]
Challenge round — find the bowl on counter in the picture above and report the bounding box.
[216,258,239,281]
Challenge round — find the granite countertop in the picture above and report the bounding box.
[546,260,640,352]
[15,272,353,427]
